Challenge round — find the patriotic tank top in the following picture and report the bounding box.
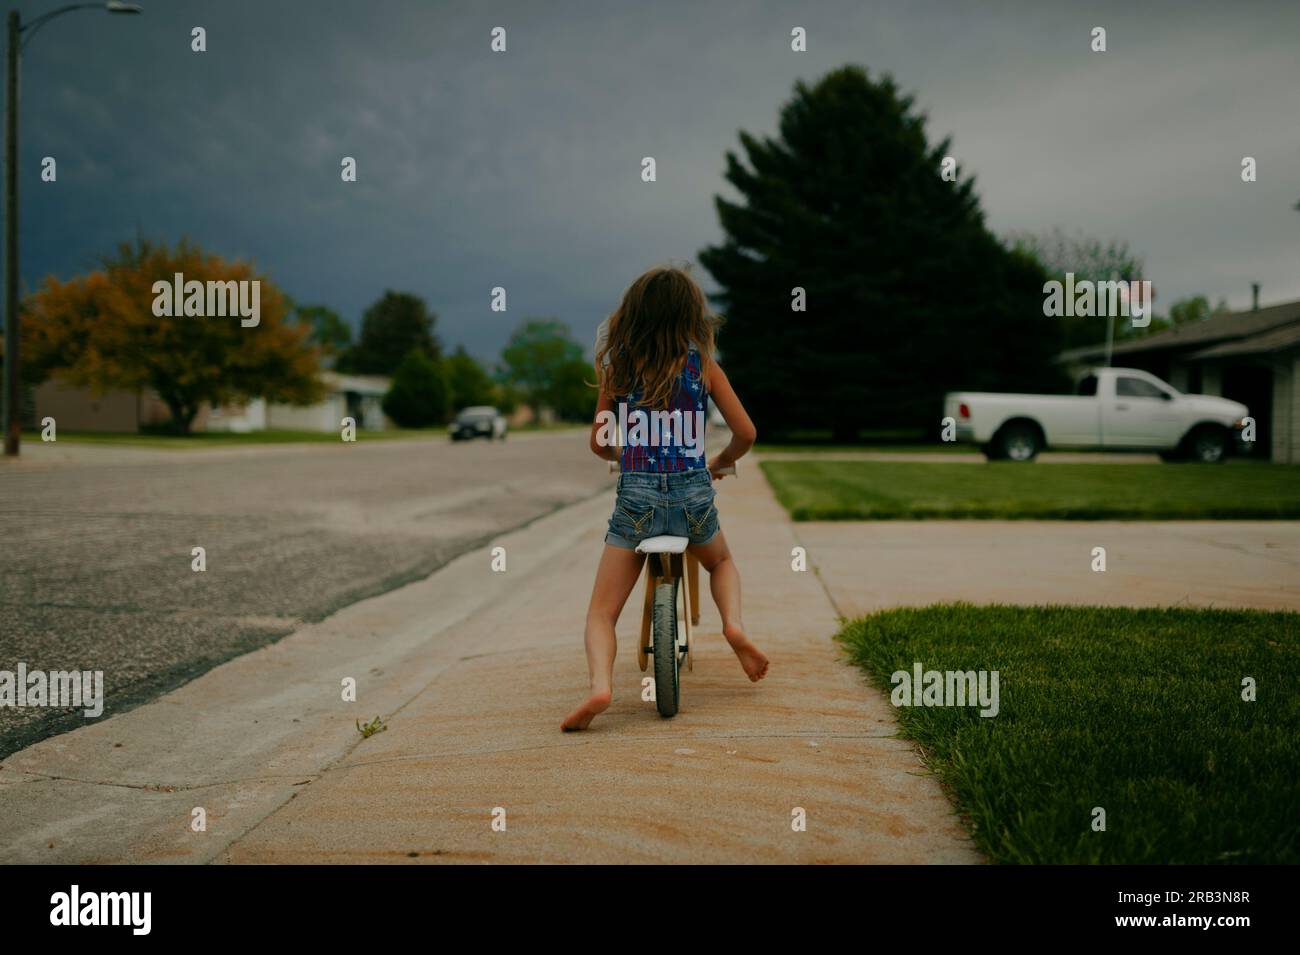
[597,321,708,473]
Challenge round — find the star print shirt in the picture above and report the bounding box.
[595,318,708,473]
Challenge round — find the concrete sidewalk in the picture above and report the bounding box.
[0,464,979,864]
[799,520,1300,617]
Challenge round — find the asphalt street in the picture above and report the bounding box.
[0,430,606,758]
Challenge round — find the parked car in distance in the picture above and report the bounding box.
[944,367,1250,463]
[450,406,507,442]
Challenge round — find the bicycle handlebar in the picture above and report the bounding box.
[608,460,736,476]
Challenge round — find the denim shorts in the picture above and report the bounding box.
[605,468,720,551]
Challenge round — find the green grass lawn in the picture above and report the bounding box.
[762,459,1300,520]
[837,604,1300,863]
[757,442,976,454]
[757,428,975,454]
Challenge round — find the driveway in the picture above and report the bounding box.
[795,520,1300,617]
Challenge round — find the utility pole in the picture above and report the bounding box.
[1102,270,1118,368]
[3,11,18,455]
[2,3,142,457]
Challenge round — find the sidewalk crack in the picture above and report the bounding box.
[1,769,320,793]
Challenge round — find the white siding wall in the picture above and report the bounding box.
[206,397,266,433]
[267,395,346,432]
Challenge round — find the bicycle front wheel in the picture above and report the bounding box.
[652,578,681,718]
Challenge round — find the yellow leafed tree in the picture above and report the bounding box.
[20,237,324,432]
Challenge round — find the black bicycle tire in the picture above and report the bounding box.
[652,579,680,718]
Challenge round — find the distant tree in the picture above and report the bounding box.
[382,349,450,427]
[499,318,585,413]
[446,345,497,409]
[1007,228,1146,346]
[20,237,322,433]
[1167,295,1228,326]
[547,356,598,421]
[1134,294,1230,338]
[1006,228,1143,285]
[342,291,439,374]
[493,381,522,415]
[292,303,352,362]
[699,66,1066,439]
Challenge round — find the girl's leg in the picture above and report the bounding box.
[688,531,769,682]
[561,544,645,731]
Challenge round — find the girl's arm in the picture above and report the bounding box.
[705,360,756,478]
[589,388,618,461]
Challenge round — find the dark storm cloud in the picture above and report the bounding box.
[14,0,1300,362]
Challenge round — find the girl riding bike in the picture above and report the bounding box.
[562,265,768,732]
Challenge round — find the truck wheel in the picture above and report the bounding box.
[1187,425,1229,464]
[994,423,1041,462]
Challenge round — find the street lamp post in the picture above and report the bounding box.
[2,2,141,457]
[3,9,18,456]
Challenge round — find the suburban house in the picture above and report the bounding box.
[1059,296,1300,462]
[29,370,392,434]
[207,371,390,433]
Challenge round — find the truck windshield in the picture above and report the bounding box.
[1077,375,1098,397]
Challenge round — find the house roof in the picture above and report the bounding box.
[1189,319,1300,359]
[1059,299,1300,362]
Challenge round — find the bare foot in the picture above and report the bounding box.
[561,689,612,731]
[723,624,769,682]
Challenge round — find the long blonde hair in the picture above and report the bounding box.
[597,265,720,410]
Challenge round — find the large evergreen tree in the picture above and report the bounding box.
[699,66,1068,439]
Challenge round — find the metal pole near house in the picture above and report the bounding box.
[1,2,142,457]
[1102,270,1118,369]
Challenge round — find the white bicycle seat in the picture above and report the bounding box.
[636,535,690,555]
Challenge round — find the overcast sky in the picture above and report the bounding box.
[16,0,1300,362]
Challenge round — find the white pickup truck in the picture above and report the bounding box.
[944,367,1250,463]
